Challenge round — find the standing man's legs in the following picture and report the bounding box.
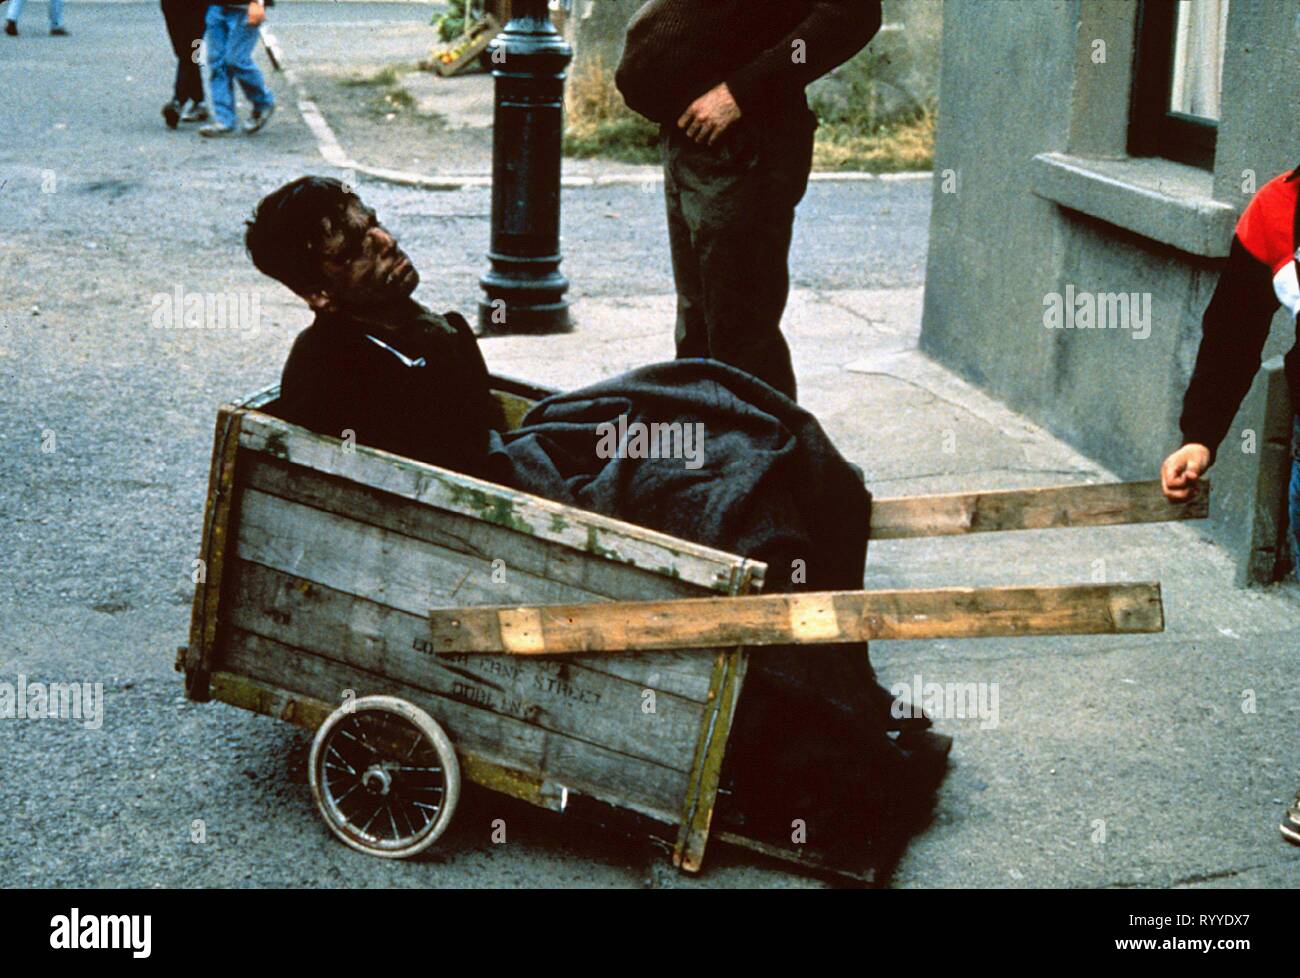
[224,8,274,117]
[662,131,710,362]
[204,5,239,131]
[4,0,25,31]
[660,110,815,401]
[162,0,205,108]
[48,0,64,30]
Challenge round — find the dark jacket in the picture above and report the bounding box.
[616,0,882,126]
[277,299,505,478]
[1179,168,1300,459]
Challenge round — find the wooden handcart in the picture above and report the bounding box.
[178,378,1207,881]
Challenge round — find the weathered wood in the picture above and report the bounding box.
[234,477,719,700]
[674,643,748,873]
[869,479,1210,539]
[238,411,767,594]
[184,406,245,701]
[426,582,1164,654]
[208,671,568,811]
[242,453,729,700]
[672,561,757,872]
[220,627,690,823]
[225,560,708,766]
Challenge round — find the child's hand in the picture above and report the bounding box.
[247,1,266,27]
[1160,443,1212,501]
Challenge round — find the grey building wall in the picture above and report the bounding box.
[920,0,1300,584]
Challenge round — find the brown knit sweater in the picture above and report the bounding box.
[615,0,882,127]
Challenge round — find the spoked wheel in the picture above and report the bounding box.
[308,696,460,859]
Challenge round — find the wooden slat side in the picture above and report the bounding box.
[207,672,568,811]
[225,560,707,767]
[869,479,1210,539]
[219,628,688,823]
[427,583,1165,653]
[235,486,722,697]
[237,412,767,594]
[673,564,757,873]
[184,407,245,701]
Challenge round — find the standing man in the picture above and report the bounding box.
[4,0,67,36]
[1157,165,1300,847]
[199,0,275,138]
[161,0,209,129]
[615,0,882,401]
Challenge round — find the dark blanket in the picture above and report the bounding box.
[487,360,938,866]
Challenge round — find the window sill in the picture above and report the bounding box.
[1029,152,1238,258]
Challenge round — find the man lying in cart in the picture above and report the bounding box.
[242,176,951,872]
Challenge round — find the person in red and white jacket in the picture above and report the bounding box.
[1158,167,1300,846]
[1162,166,1300,501]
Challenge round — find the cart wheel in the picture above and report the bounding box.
[308,696,460,859]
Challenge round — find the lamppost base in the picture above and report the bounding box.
[478,300,572,336]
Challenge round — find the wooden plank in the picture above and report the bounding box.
[237,411,767,594]
[219,627,689,823]
[869,479,1210,539]
[207,672,568,811]
[224,560,708,767]
[673,563,756,873]
[427,583,1165,654]
[184,406,244,701]
[235,483,722,702]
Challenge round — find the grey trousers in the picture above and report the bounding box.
[661,111,817,401]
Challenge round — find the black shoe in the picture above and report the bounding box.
[5,21,16,36]
[50,26,68,36]
[180,100,208,124]
[244,103,275,134]
[162,100,181,130]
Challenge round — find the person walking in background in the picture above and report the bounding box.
[199,0,275,138]
[5,0,67,36]
[615,0,882,401]
[161,0,209,129]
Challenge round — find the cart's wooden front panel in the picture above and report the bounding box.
[201,411,764,833]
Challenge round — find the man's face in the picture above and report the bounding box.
[315,198,419,310]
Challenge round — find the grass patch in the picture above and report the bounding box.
[563,51,936,172]
[812,104,935,172]
[364,86,420,120]
[342,65,405,89]
[563,55,660,166]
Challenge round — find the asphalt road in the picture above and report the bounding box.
[0,2,928,887]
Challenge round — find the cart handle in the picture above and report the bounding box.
[427,582,1163,656]
[869,479,1208,539]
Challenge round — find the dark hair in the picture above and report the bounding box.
[244,176,358,297]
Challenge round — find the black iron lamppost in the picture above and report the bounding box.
[478,1,573,335]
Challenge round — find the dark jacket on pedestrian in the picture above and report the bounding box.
[615,0,883,126]
[276,299,506,479]
[1179,167,1300,460]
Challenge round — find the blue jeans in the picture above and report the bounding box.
[6,0,65,27]
[1290,416,1300,580]
[204,4,273,128]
